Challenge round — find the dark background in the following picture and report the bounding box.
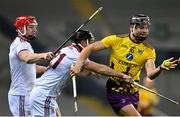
[0,0,180,116]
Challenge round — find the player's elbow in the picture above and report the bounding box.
[24,58,32,63]
[20,55,30,63]
[19,52,34,64]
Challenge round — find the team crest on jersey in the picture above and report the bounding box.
[138,48,144,55]
[126,53,133,61]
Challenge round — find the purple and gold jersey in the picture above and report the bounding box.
[101,35,156,93]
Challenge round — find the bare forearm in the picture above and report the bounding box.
[76,46,93,68]
[19,51,54,64]
[93,64,125,79]
[76,41,105,70]
[146,57,177,80]
[24,53,45,63]
[147,66,162,80]
[77,69,92,77]
[71,41,108,76]
[83,60,126,79]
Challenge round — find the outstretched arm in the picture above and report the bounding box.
[81,60,133,83]
[145,57,177,80]
[71,41,106,76]
[19,50,54,64]
[76,69,92,77]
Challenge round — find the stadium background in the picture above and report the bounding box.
[0,0,180,116]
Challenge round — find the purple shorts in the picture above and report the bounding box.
[106,89,139,114]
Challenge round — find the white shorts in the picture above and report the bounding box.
[30,87,57,117]
[8,94,31,116]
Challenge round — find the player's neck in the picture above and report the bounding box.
[129,34,141,44]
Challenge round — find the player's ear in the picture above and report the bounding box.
[130,25,133,33]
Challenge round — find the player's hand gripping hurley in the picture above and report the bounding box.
[54,7,103,54]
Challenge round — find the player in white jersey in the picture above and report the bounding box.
[30,30,133,116]
[8,16,54,116]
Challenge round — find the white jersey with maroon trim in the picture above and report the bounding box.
[8,36,36,95]
[35,44,85,97]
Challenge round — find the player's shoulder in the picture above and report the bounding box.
[11,37,27,47]
[106,34,128,38]
[63,44,79,54]
[116,34,129,42]
[102,34,128,45]
[115,34,129,43]
[116,34,129,38]
[142,41,155,50]
[61,46,71,52]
